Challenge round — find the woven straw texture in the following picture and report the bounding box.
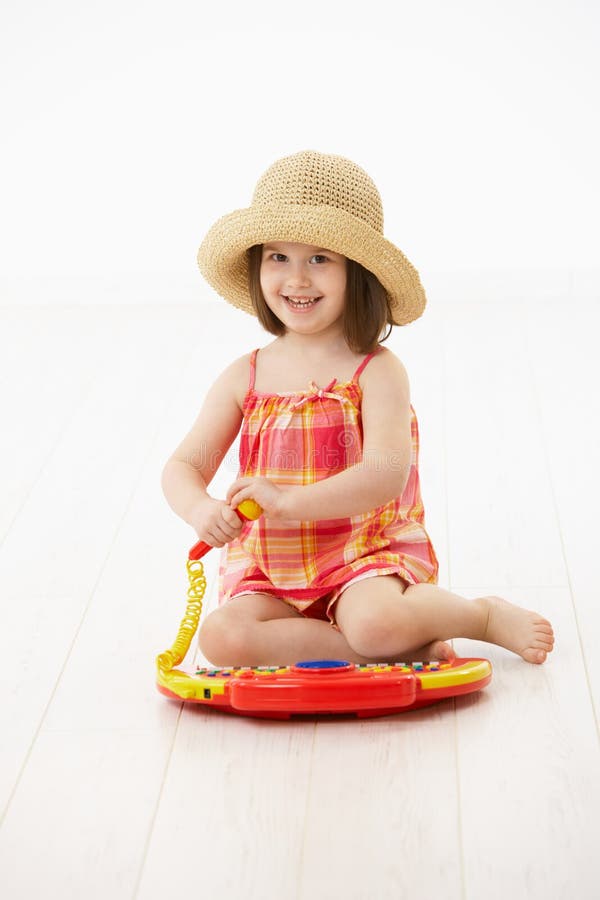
[197,150,427,326]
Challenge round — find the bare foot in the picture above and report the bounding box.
[477,595,555,664]
[388,639,457,664]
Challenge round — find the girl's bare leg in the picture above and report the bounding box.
[335,579,555,665]
[200,603,454,667]
[401,585,555,664]
[232,617,378,666]
[247,617,457,667]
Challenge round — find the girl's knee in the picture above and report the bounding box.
[338,601,413,659]
[335,575,417,657]
[197,608,252,666]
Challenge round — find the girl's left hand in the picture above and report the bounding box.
[226,476,291,520]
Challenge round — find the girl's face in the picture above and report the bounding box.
[259,241,347,336]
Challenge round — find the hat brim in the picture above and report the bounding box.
[197,204,426,326]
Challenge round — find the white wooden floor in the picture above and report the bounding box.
[0,298,599,899]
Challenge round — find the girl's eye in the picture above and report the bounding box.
[270,253,328,263]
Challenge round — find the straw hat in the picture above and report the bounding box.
[197,150,426,326]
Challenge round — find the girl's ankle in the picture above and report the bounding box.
[472,596,492,641]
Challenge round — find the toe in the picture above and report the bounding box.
[523,647,547,664]
[426,640,456,662]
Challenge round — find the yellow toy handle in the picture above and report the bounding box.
[156,499,263,680]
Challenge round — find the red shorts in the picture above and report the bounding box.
[229,568,411,632]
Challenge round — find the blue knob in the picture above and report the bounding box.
[294,659,350,670]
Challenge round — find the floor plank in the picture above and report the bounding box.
[524,301,600,720]
[0,731,175,900]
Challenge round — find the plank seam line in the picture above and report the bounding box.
[295,722,318,900]
[524,309,600,743]
[131,703,184,900]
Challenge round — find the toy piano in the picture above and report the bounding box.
[156,500,492,719]
[157,657,492,719]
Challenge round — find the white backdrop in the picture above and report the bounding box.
[0,0,598,307]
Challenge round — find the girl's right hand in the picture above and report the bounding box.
[188,496,244,548]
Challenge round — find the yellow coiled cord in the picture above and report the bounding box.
[156,558,207,675]
[156,499,262,682]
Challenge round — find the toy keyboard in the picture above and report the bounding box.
[156,657,492,719]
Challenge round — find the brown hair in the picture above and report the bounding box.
[246,244,393,354]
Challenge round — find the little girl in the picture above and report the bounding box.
[161,150,554,668]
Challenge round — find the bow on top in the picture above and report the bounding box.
[290,378,355,411]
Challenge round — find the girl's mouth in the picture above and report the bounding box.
[284,295,323,311]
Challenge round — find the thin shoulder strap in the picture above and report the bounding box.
[247,348,259,392]
[352,345,384,382]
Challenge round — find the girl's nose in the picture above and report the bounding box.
[285,262,311,290]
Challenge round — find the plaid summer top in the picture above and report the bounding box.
[218,345,439,612]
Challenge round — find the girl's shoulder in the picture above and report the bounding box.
[211,350,255,410]
[358,345,411,397]
[360,343,407,376]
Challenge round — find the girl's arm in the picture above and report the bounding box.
[227,350,413,521]
[161,356,245,524]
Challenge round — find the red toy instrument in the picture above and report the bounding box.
[156,500,492,719]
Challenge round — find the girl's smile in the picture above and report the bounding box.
[282,295,323,312]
